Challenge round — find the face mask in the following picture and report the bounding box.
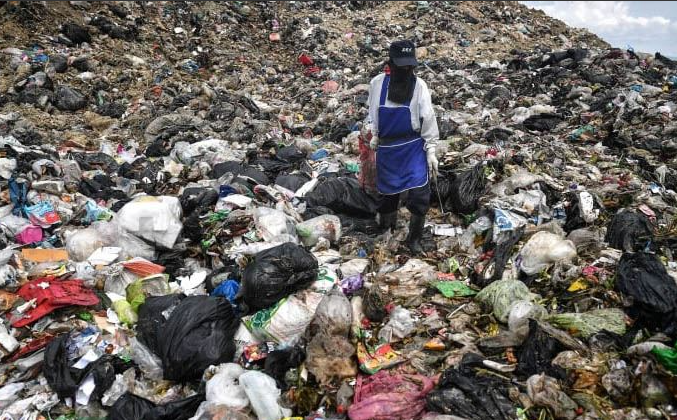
[387,62,416,104]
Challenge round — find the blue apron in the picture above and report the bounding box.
[376,75,428,195]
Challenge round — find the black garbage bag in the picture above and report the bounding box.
[108,392,204,420]
[265,345,306,390]
[434,163,486,215]
[277,145,306,163]
[139,295,240,382]
[62,22,91,44]
[306,177,380,218]
[616,252,677,337]
[179,187,219,215]
[137,294,185,355]
[211,161,270,185]
[15,86,53,106]
[276,173,311,192]
[522,113,563,131]
[44,333,133,401]
[605,210,653,252]
[252,157,294,180]
[237,243,319,314]
[426,353,514,420]
[54,85,87,111]
[515,320,566,379]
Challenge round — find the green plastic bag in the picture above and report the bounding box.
[435,281,477,298]
[475,279,534,323]
[125,274,170,312]
[651,342,677,373]
[546,308,626,338]
[112,299,138,325]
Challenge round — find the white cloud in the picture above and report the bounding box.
[522,1,677,54]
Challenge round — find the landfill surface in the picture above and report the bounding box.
[1,1,677,420]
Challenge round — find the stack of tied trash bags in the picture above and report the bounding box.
[1,1,677,420]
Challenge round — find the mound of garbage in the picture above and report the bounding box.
[0,1,676,420]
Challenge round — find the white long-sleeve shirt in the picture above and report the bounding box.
[365,73,439,150]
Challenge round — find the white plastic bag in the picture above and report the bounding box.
[311,287,352,337]
[296,215,342,247]
[244,290,324,346]
[117,195,183,249]
[253,207,297,242]
[128,337,163,380]
[204,364,249,409]
[507,300,547,339]
[519,231,577,275]
[378,306,416,342]
[239,371,291,420]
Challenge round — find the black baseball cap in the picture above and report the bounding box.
[389,40,418,67]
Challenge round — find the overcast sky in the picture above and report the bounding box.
[521,1,677,57]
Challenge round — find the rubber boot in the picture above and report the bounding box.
[379,211,398,232]
[406,214,425,255]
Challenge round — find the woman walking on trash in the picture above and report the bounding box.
[362,40,440,255]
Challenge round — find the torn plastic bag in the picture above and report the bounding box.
[378,306,416,342]
[125,274,171,312]
[203,363,248,410]
[651,342,677,373]
[526,374,578,420]
[426,353,514,420]
[275,173,310,192]
[563,191,601,232]
[472,222,524,287]
[615,252,677,336]
[239,371,292,420]
[545,308,626,338]
[117,195,183,249]
[149,295,240,381]
[516,320,566,379]
[605,210,653,252]
[237,243,319,314]
[349,371,435,420]
[518,231,577,275]
[310,286,352,336]
[44,333,132,402]
[107,392,204,420]
[508,300,547,340]
[305,177,380,217]
[12,277,99,327]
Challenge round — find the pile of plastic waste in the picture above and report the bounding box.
[0,2,676,420]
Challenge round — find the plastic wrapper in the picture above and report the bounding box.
[475,279,535,323]
[518,231,577,275]
[546,308,626,338]
[310,287,352,336]
[651,342,677,373]
[238,371,291,420]
[111,296,138,325]
[296,215,342,247]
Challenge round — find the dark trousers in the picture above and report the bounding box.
[378,182,430,217]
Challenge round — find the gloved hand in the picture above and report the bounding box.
[369,135,379,150]
[427,147,439,180]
